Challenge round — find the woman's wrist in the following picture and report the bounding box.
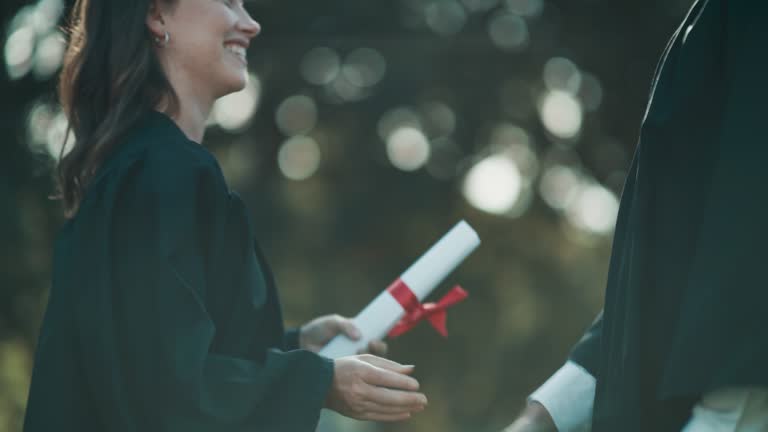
[505,401,557,432]
[525,401,556,423]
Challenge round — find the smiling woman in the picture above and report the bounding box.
[54,0,260,217]
[22,0,427,431]
[145,0,259,117]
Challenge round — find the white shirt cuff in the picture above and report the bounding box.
[528,361,596,432]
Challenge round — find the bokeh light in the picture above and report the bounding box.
[539,164,583,210]
[45,110,74,159]
[222,140,256,187]
[212,73,261,132]
[425,137,462,180]
[378,107,422,141]
[301,47,341,85]
[276,95,318,136]
[543,57,582,95]
[31,31,64,79]
[504,0,544,17]
[386,126,431,171]
[5,26,35,80]
[490,123,531,150]
[488,12,529,52]
[5,0,66,81]
[425,0,468,36]
[419,101,457,138]
[30,0,64,34]
[490,124,539,180]
[342,48,387,88]
[325,75,369,103]
[319,48,387,104]
[565,183,620,235]
[278,136,322,181]
[539,90,583,140]
[462,154,523,215]
[26,101,55,150]
[579,72,604,112]
[461,0,499,13]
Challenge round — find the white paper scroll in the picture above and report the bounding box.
[319,220,480,359]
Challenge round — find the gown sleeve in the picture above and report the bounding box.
[660,1,768,395]
[77,145,334,431]
[283,328,302,351]
[569,312,603,379]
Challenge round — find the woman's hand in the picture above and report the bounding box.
[325,354,427,422]
[299,314,388,356]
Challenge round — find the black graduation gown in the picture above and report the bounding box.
[23,111,334,432]
[569,1,768,430]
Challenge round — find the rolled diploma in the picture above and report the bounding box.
[319,220,480,359]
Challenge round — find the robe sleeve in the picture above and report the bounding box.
[82,146,334,431]
[283,329,302,351]
[569,312,603,379]
[685,2,768,289]
[661,1,768,395]
[528,362,595,432]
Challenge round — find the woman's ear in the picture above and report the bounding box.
[145,0,166,39]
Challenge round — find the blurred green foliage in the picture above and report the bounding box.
[1,0,692,431]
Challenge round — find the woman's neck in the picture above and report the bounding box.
[167,98,210,144]
[157,66,214,144]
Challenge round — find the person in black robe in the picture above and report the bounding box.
[23,0,427,431]
[507,1,768,430]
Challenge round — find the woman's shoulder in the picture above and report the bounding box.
[83,112,228,209]
[137,111,221,172]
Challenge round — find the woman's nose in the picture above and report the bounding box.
[239,13,261,39]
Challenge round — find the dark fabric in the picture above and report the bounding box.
[569,1,768,430]
[282,329,302,352]
[568,313,603,379]
[23,111,334,432]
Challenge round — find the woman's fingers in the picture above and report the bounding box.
[358,354,415,374]
[330,315,361,340]
[329,356,426,422]
[357,400,421,415]
[357,354,419,390]
[363,412,413,422]
[354,386,426,420]
[355,340,389,357]
[368,340,388,357]
[364,366,420,392]
[364,386,428,409]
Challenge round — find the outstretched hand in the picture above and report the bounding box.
[326,354,427,422]
[299,314,388,356]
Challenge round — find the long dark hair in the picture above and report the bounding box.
[56,0,178,217]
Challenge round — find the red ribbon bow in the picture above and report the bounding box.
[386,278,468,339]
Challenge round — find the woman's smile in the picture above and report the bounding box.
[224,40,248,66]
[224,44,248,66]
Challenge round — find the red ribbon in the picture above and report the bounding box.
[386,278,468,339]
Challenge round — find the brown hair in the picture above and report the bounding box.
[56,0,178,217]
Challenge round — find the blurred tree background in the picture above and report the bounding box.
[0,0,693,431]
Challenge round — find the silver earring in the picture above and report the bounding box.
[154,31,170,47]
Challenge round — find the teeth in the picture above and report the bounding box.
[224,44,246,61]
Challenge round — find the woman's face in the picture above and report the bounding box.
[149,0,260,100]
